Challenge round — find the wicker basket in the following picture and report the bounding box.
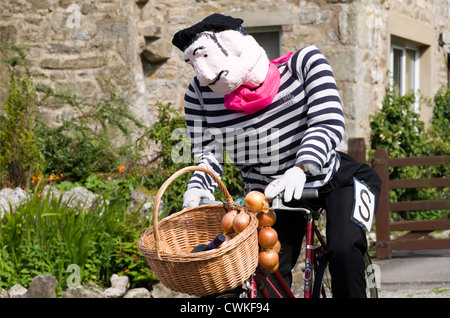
[138,166,259,296]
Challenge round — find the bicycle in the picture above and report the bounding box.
[202,189,379,298]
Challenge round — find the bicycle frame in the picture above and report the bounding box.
[253,194,327,298]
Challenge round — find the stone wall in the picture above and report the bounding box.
[1,0,449,152]
[0,0,153,129]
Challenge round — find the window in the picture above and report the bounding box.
[387,13,433,121]
[247,27,281,61]
[390,41,420,104]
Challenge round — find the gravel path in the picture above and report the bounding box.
[291,279,450,298]
[375,283,450,298]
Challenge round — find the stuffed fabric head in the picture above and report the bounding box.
[172,13,270,94]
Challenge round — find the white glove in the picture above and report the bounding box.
[183,188,215,209]
[264,166,306,202]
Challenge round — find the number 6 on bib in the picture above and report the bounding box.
[352,178,375,231]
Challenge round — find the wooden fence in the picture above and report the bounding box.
[372,148,450,259]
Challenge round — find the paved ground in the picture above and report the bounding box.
[291,249,450,298]
[372,249,450,298]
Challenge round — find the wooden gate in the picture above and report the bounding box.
[372,148,450,258]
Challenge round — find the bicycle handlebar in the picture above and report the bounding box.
[200,189,319,210]
[294,189,319,200]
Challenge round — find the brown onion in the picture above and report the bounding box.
[256,210,277,227]
[273,240,281,253]
[258,249,279,274]
[244,191,269,213]
[221,210,237,234]
[233,210,250,233]
[258,227,278,250]
[270,261,279,274]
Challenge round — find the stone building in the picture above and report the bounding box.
[1,0,449,152]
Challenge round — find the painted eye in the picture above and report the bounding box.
[204,54,208,57]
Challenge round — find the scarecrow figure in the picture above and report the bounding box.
[172,13,381,298]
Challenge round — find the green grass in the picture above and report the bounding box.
[0,187,157,296]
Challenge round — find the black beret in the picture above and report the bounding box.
[172,13,244,51]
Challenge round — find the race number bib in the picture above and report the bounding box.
[352,178,375,231]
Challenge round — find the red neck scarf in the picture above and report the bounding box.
[224,52,293,114]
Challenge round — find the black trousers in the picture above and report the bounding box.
[271,152,381,298]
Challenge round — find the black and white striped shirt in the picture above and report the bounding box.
[184,45,345,194]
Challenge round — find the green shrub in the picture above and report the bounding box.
[35,91,143,182]
[428,85,450,155]
[0,188,156,295]
[370,91,427,157]
[1,45,143,186]
[0,50,42,188]
[370,87,449,221]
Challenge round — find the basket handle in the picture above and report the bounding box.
[152,166,235,257]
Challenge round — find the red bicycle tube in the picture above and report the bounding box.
[250,276,258,298]
[304,219,314,298]
[253,272,270,298]
[273,270,295,298]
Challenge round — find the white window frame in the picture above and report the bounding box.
[390,41,420,111]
